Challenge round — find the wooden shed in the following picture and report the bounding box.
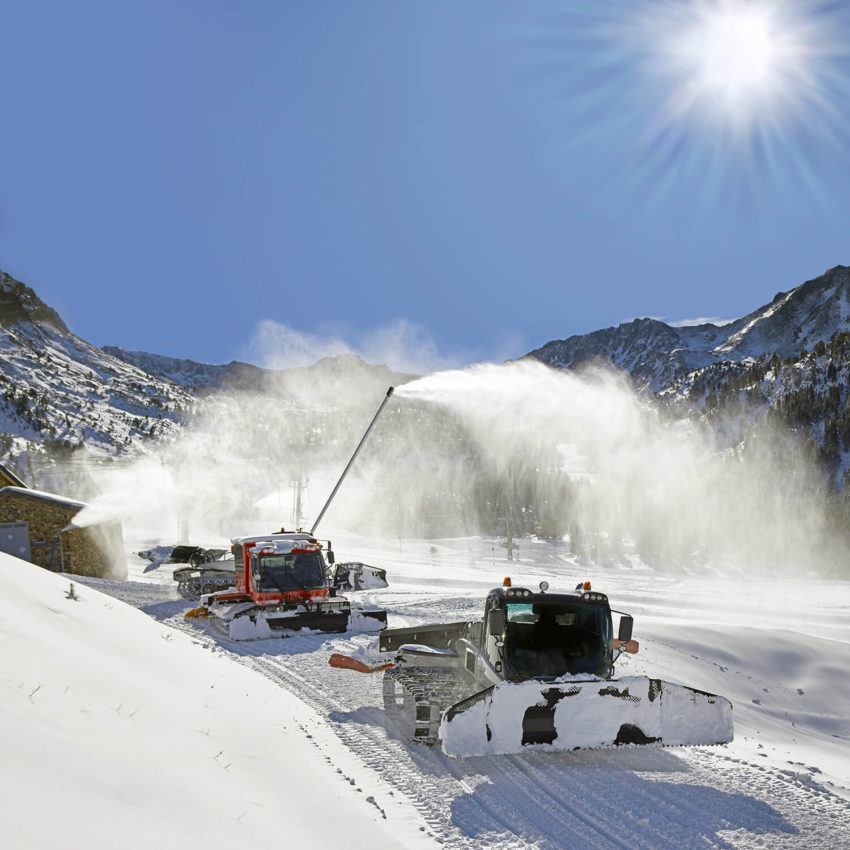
[0,486,126,579]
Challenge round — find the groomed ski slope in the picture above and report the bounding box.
[5,534,850,849]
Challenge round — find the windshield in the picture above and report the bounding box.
[503,601,611,680]
[257,552,325,592]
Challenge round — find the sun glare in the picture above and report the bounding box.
[607,0,850,168]
[559,0,850,205]
[667,1,803,127]
[693,7,779,99]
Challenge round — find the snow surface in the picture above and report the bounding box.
[4,532,850,848]
[0,553,433,849]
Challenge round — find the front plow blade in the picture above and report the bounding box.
[440,676,733,758]
[349,608,388,632]
[219,603,387,640]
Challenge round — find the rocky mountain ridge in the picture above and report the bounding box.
[0,272,192,478]
[0,269,415,490]
[101,347,267,392]
[102,346,415,398]
[4,263,850,493]
[526,265,850,392]
[0,271,69,332]
[526,264,850,487]
[3,263,850,559]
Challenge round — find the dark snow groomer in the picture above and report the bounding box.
[185,388,394,639]
[330,579,733,757]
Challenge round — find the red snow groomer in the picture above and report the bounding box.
[185,387,395,640]
[185,531,387,639]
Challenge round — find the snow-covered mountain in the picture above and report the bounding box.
[0,269,417,501]
[0,271,192,466]
[101,346,267,392]
[526,265,850,393]
[103,346,415,397]
[525,265,850,488]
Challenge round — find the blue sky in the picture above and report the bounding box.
[2,1,849,372]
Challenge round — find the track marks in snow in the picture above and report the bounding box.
[92,580,850,849]
[179,620,850,848]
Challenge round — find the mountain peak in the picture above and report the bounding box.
[0,270,68,333]
[525,264,850,391]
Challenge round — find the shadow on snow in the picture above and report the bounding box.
[329,705,795,849]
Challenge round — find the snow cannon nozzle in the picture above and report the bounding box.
[386,386,394,397]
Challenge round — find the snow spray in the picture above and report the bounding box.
[392,360,836,574]
[69,356,838,575]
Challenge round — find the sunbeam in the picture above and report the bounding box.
[549,0,850,210]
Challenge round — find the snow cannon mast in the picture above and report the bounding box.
[310,386,394,535]
[183,388,395,639]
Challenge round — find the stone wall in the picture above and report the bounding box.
[0,491,126,579]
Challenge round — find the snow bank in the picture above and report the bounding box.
[631,622,850,799]
[0,554,432,849]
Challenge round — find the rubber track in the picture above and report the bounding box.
[383,666,478,743]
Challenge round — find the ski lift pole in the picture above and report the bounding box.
[310,386,395,535]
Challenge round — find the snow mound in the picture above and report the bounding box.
[0,554,428,849]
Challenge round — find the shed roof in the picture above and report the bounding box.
[0,486,86,511]
[0,465,26,488]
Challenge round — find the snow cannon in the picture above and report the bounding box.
[183,388,395,640]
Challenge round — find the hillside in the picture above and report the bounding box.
[0,269,417,497]
[103,345,416,399]
[0,552,428,849]
[101,346,268,392]
[5,263,850,562]
[0,271,192,481]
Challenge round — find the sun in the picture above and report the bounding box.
[555,0,850,204]
[689,5,781,101]
[667,0,806,130]
[608,0,828,144]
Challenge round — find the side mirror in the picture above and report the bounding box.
[327,549,335,565]
[617,614,634,643]
[488,608,506,636]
